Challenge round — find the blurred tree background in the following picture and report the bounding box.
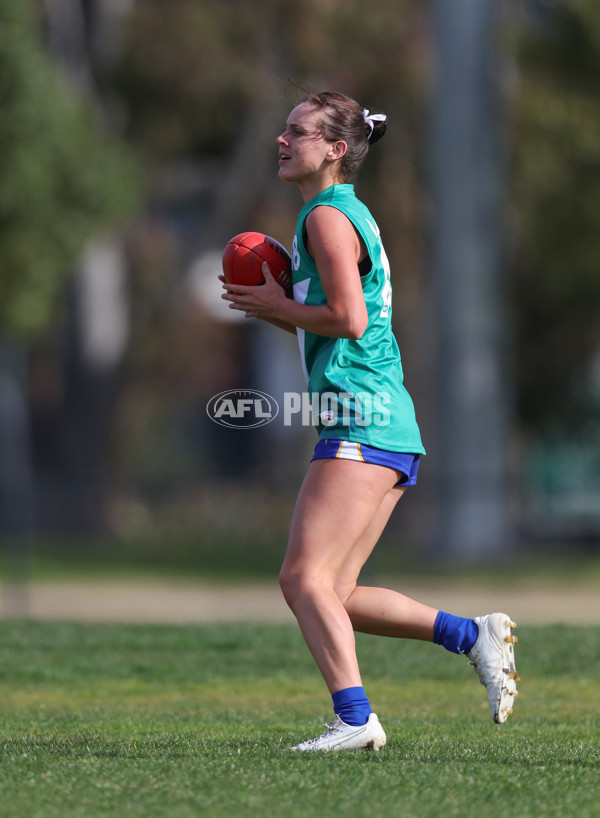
[506,0,600,535]
[0,0,598,574]
[0,0,138,340]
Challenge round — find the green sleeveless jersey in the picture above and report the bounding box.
[291,184,425,454]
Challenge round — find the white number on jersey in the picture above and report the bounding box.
[366,218,392,319]
[379,245,392,318]
[291,234,301,273]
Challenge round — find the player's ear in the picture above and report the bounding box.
[327,140,347,161]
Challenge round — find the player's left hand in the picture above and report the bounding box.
[221,262,288,320]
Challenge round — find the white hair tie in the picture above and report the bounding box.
[362,108,387,137]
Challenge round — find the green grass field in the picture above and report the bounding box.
[1,620,599,818]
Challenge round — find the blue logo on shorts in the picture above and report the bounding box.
[206,389,279,429]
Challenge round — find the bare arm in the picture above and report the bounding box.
[261,316,298,335]
[221,207,368,340]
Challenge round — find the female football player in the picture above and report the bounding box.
[221,89,518,750]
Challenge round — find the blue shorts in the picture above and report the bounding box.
[311,439,421,487]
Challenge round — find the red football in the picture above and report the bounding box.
[222,232,292,297]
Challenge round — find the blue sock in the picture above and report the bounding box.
[331,686,372,726]
[433,611,479,655]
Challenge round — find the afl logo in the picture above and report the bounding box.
[206,389,279,429]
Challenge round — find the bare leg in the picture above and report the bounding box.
[334,487,438,640]
[279,458,438,694]
[344,587,438,639]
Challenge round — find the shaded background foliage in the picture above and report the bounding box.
[0,0,598,563]
[0,0,139,340]
[507,1,600,433]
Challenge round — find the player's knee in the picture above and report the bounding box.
[278,566,301,610]
[278,567,320,612]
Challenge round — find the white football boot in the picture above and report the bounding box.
[290,713,386,752]
[467,612,519,724]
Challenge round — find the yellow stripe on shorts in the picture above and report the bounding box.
[335,441,365,462]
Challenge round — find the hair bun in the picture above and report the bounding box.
[362,109,387,145]
[368,117,387,145]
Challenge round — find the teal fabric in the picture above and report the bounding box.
[291,184,425,454]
